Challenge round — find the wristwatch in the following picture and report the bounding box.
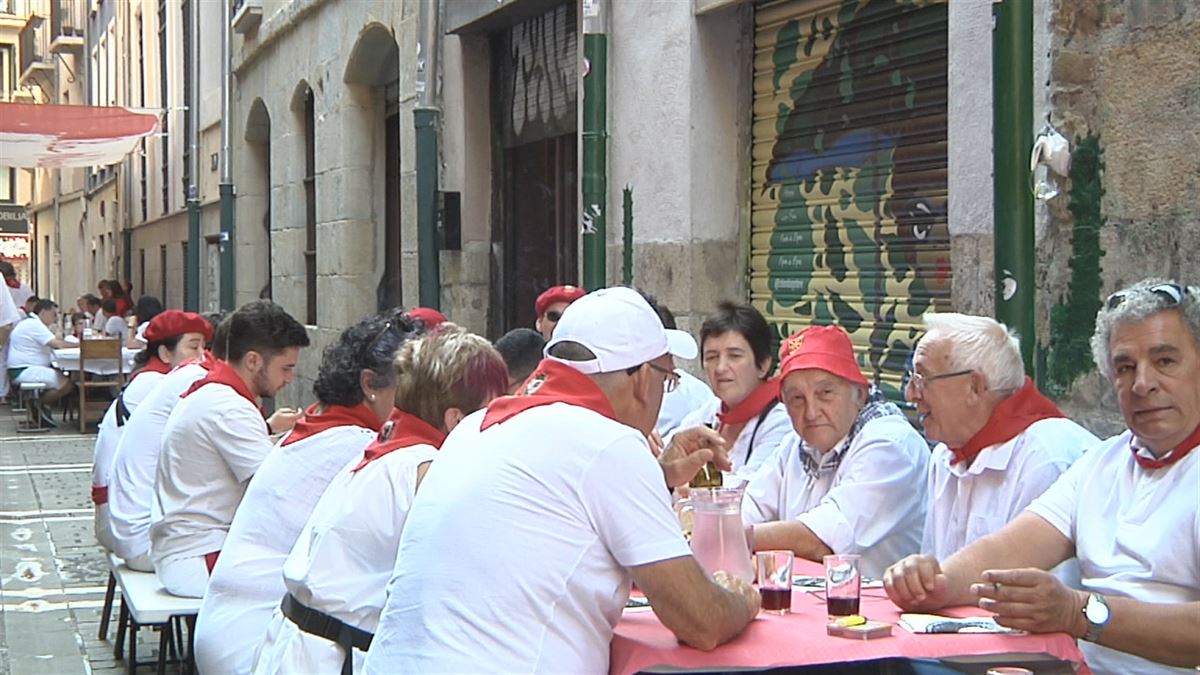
[1081,592,1110,642]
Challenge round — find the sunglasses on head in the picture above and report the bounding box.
[545,310,563,322]
[1105,283,1188,311]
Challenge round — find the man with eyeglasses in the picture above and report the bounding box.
[364,287,761,673]
[741,324,929,578]
[906,312,1097,562]
[533,284,586,341]
[885,279,1200,674]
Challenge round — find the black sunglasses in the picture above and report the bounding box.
[1105,283,1187,311]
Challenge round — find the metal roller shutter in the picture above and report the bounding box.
[751,0,951,399]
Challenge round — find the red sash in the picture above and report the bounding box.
[1131,423,1200,470]
[352,409,446,472]
[481,359,618,430]
[950,377,1064,466]
[717,378,781,427]
[282,403,382,447]
[181,358,259,410]
[91,485,108,505]
[128,355,172,384]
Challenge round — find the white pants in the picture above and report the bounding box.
[124,552,154,573]
[94,503,116,552]
[155,554,210,598]
[14,365,68,390]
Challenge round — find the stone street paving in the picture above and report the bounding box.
[1,413,180,675]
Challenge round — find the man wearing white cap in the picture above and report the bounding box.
[365,286,760,674]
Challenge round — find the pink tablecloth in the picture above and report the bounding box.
[611,582,1088,675]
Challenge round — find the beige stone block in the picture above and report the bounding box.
[317,218,377,277]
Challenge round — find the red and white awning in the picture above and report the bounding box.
[0,103,159,168]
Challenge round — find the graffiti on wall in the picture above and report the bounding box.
[751,0,951,398]
[497,3,578,148]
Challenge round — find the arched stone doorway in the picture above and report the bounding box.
[244,98,273,300]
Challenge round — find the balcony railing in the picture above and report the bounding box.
[18,14,53,87]
[232,0,262,34]
[50,0,86,54]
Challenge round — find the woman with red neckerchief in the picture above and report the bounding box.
[252,325,508,675]
[670,301,792,476]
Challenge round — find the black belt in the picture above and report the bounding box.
[280,593,373,675]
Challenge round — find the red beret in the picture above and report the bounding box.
[778,324,869,386]
[408,307,448,328]
[143,310,214,344]
[535,285,586,316]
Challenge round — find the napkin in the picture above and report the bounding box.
[899,613,1020,634]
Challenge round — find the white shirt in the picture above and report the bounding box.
[1027,429,1199,675]
[196,424,377,675]
[742,414,929,578]
[253,443,438,675]
[92,370,169,490]
[655,369,717,437]
[92,309,108,333]
[108,362,209,562]
[923,417,1097,560]
[671,396,793,475]
[151,381,273,568]
[364,405,693,674]
[6,317,55,368]
[103,315,128,341]
[0,285,20,331]
[7,281,33,310]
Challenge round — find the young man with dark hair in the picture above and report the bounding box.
[494,327,546,394]
[151,301,310,597]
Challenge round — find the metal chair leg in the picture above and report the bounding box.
[114,601,129,660]
[127,617,139,675]
[99,572,117,640]
[156,620,172,675]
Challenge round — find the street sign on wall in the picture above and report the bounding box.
[0,204,28,235]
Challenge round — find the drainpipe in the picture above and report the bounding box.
[414,0,441,309]
[122,0,133,289]
[581,0,607,290]
[185,0,201,311]
[993,0,1034,373]
[219,0,235,311]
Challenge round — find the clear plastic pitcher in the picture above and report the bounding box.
[683,484,754,583]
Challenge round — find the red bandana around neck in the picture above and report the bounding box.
[352,409,446,471]
[1130,423,1200,470]
[4,277,19,289]
[717,377,781,427]
[128,355,173,384]
[950,377,1064,466]
[181,358,260,410]
[282,402,382,447]
[481,358,619,430]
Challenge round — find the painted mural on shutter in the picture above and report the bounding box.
[751,0,951,399]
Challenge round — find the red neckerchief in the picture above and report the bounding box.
[128,355,172,384]
[181,357,260,410]
[91,485,108,505]
[1130,423,1200,470]
[950,377,1064,466]
[481,358,618,430]
[282,403,382,447]
[352,409,446,472]
[4,277,18,289]
[718,377,781,426]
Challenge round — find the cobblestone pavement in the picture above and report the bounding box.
[1,408,180,675]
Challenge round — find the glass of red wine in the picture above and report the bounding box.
[755,550,794,614]
[824,554,862,618]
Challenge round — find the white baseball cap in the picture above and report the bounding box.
[545,287,698,374]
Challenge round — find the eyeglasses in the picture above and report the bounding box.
[905,369,973,393]
[544,310,563,323]
[1105,283,1188,311]
[644,362,681,393]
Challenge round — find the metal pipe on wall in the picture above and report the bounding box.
[992,0,1035,373]
[415,0,441,309]
[185,0,201,311]
[581,0,607,291]
[219,0,235,311]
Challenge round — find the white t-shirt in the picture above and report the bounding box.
[671,396,792,476]
[195,424,377,675]
[923,417,1097,560]
[655,369,717,437]
[92,370,168,490]
[1027,429,1200,675]
[742,414,929,578]
[108,362,209,562]
[150,381,273,568]
[8,281,33,310]
[253,443,438,675]
[364,404,693,674]
[0,284,21,331]
[6,317,55,368]
[91,310,108,333]
[103,315,128,341]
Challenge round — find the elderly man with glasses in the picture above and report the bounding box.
[885,278,1200,675]
[906,312,1098,561]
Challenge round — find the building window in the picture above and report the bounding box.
[160,244,167,302]
[0,44,13,102]
[303,86,317,325]
[158,0,169,214]
[137,13,147,222]
[0,167,13,203]
[138,248,145,299]
[181,240,189,307]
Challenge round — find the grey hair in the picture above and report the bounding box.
[1091,278,1200,380]
[921,312,1025,397]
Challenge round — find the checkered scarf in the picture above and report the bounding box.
[799,387,904,478]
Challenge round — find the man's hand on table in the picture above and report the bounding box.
[266,407,302,435]
[883,554,950,611]
[973,568,1087,636]
[712,570,761,619]
[658,426,730,489]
